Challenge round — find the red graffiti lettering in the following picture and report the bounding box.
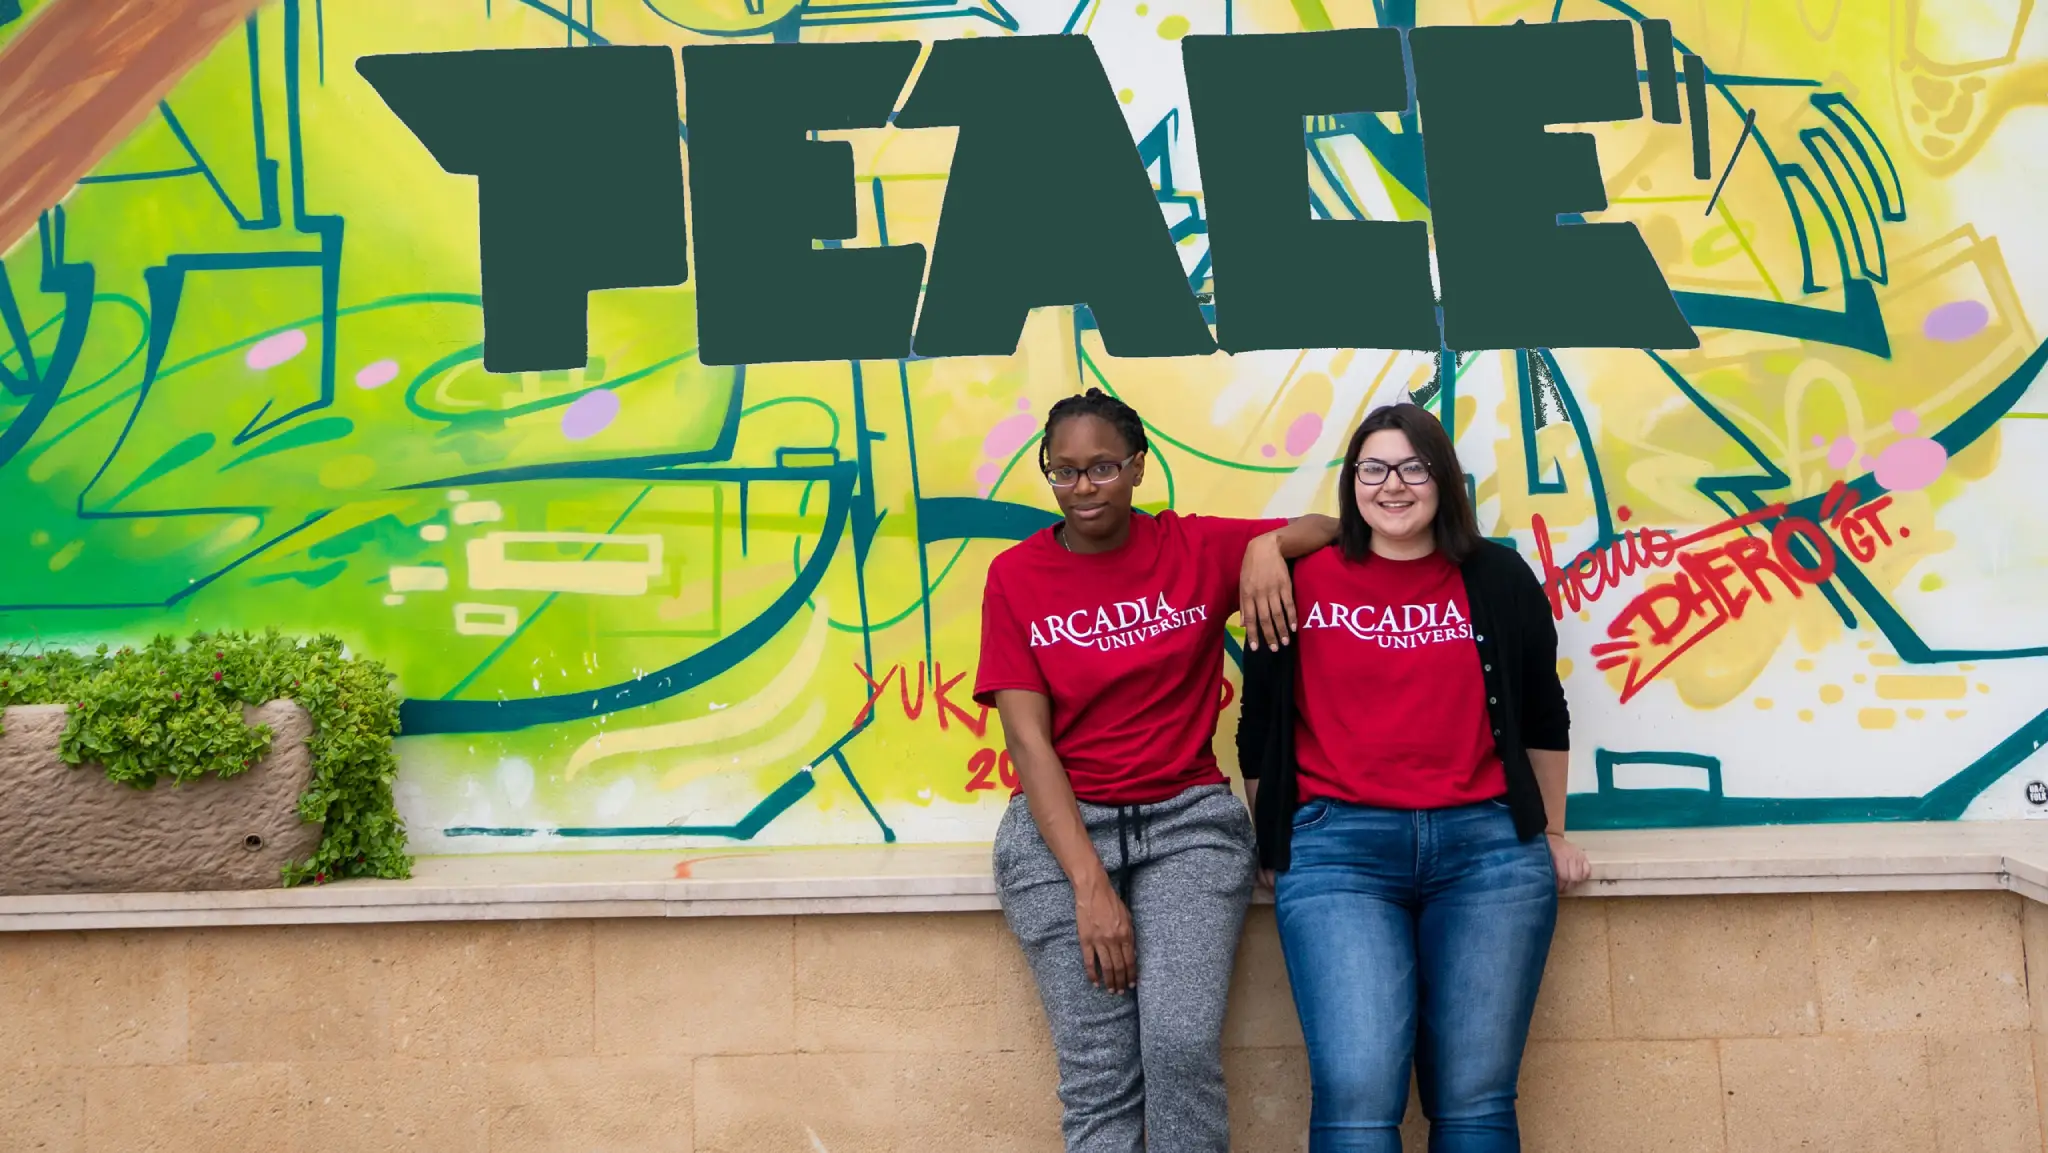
[1819,480,1861,529]
[933,661,990,738]
[852,657,985,735]
[852,657,1013,797]
[1771,516,1838,584]
[1722,537,1801,605]
[1534,512,1687,619]
[1599,513,1850,702]
[897,660,927,720]
[851,661,899,727]
[963,747,1022,796]
[1677,547,1750,621]
[1838,494,1900,563]
[1605,575,1708,648]
[965,747,999,792]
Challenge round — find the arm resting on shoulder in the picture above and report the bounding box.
[1242,515,1338,650]
[1266,513,1340,559]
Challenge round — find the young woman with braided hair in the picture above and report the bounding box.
[974,388,1338,1152]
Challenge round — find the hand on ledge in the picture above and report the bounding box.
[1547,833,1592,893]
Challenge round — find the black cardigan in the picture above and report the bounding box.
[1237,540,1571,871]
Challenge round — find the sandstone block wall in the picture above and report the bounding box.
[2,891,2044,1151]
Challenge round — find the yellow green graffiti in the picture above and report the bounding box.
[4,0,2047,850]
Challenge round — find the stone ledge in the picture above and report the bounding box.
[4,820,2047,931]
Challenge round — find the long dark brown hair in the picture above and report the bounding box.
[1336,403,1483,565]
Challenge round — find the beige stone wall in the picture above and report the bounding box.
[2,891,2044,1151]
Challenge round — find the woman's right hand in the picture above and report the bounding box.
[1075,874,1137,994]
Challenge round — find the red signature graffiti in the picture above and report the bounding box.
[1534,515,1680,620]
[855,659,1239,795]
[1590,483,1905,703]
[966,748,1018,792]
[852,658,1005,796]
[851,659,989,736]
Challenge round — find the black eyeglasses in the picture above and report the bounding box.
[1353,457,1432,486]
[1045,455,1136,488]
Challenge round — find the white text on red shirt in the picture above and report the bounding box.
[1026,592,1210,652]
[1301,599,1473,648]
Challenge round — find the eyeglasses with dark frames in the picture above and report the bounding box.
[1353,457,1433,486]
[1045,455,1137,488]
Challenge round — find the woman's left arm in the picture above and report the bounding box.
[1242,514,1340,650]
[1530,748,1589,891]
[1519,568,1590,891]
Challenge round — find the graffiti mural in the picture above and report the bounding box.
[3,0,2045,855]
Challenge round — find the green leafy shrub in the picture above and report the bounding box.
[0,631,410,886]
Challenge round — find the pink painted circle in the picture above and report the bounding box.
[983,413,1038,460]
[561,389,620,440]
[354,359,400,390]
[1922,300,1989,342]
[1873,438,1948,492]
[246,329,308,371]
[1284,412,1322,456]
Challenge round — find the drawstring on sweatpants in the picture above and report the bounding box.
[1113,803,1151,905]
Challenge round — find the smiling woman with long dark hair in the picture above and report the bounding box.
[973,388,1337,1152]
[1237,402,1590,1152]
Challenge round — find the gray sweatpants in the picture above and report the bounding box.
[994,783,1258,1153]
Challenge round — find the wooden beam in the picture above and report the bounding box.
[0,0,270,253]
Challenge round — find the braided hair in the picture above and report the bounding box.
[1037,388,1148,472]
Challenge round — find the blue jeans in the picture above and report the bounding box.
[1274,799,1558,1153]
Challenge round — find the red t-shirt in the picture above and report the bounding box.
[975,510,1286,805]
[1291,546,1505,809]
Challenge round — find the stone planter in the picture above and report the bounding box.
[0,700,321,895]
